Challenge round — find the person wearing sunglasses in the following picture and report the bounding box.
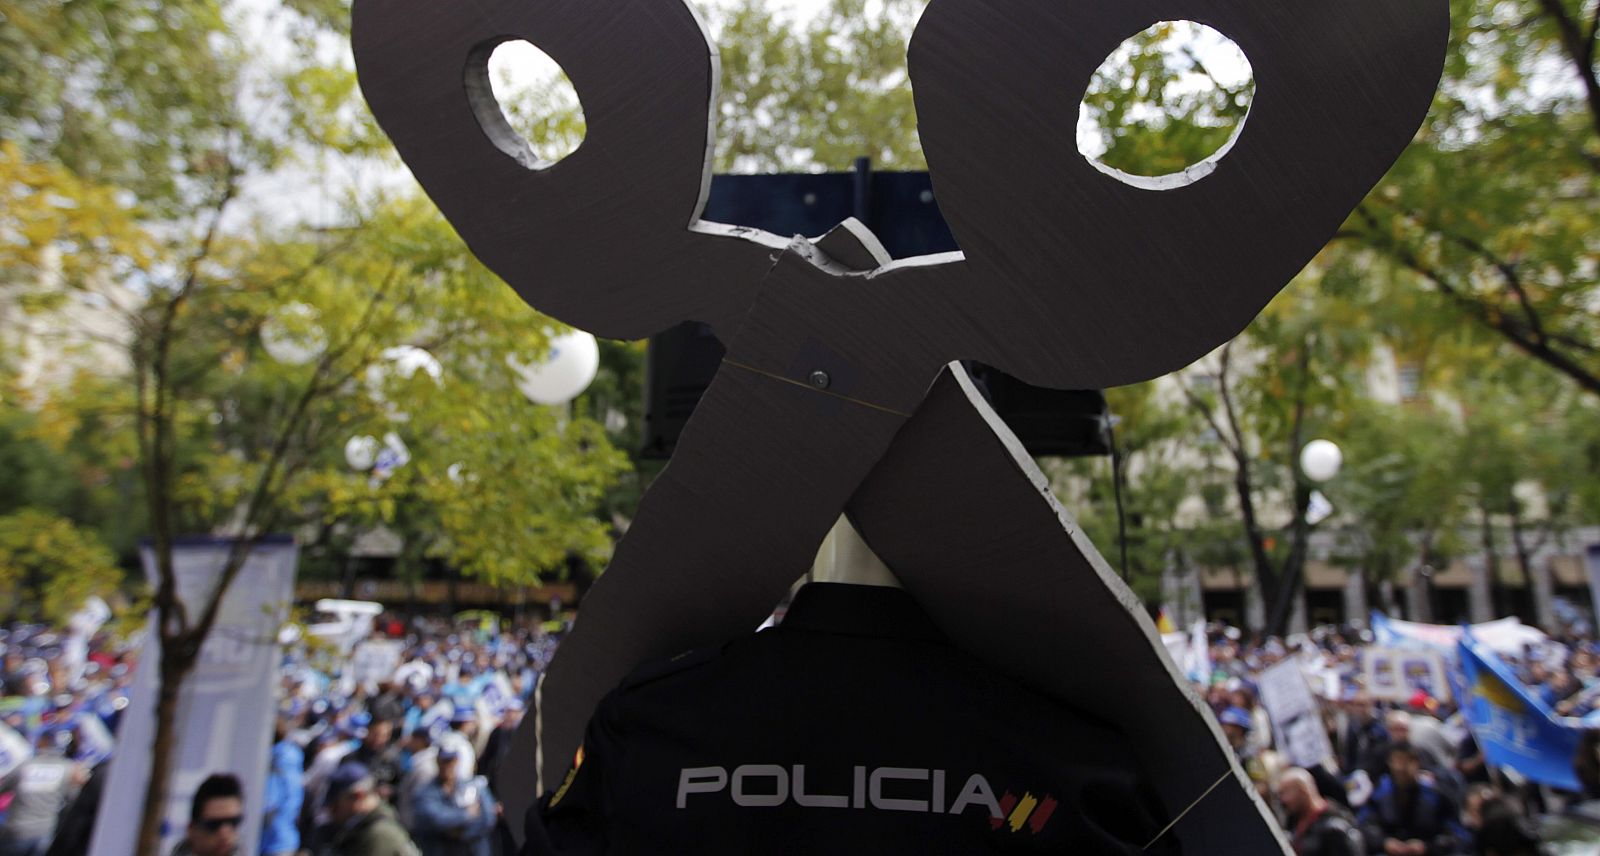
[172,774,244,856]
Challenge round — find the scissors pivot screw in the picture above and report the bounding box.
[808,370,832,390]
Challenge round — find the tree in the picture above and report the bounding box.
[1331,402,1469,620]
[3,3,631,850]
[1341,0,1600,398]
[709,0,925,171]
[1173,266,1378,635]
[0,508,123,625]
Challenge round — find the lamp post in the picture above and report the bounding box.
[1270,439,1343,634]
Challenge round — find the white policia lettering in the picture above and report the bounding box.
[676,765,1003,818]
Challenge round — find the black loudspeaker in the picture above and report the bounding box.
[640,165,1112,460]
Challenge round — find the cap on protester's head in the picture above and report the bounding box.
[338,712,371,739]
[1407,689,1436,713]
[325,762,374,804]
[1218,706,1253,731]
[438,745,461,763]
[450,706,476,725]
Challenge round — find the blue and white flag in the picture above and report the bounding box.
[1458,634,1582,792]
[1372,611,1550,661]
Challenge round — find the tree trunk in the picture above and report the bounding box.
[1264,482,1315,636]
[1507,503,1547,627]
[137,650,195,856]
[446,562,458,617]
[341,549,359,600]
[1480,503,1506,618]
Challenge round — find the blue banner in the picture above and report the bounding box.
[1457,635,1582,792]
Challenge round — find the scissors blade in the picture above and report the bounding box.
[530,260,924,797]
[846,365,1291,854]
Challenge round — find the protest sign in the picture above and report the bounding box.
[349,638,406,694]
[0,722,32,778]
[1362,646,1453,703]
[1257,659,1334,770]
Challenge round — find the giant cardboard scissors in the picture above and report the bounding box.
[353,0,1445,849]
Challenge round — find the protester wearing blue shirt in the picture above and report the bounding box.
[407,748,495,856]
[261,719,303,856]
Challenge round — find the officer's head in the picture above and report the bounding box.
[186,773,244,856]
[1387,742,1421,788]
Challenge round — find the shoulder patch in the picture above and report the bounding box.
[619,646,720,691]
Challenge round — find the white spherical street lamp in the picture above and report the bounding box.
[1300,438,1343,483]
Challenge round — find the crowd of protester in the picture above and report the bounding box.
[0,609,561,856]
[1194,621,1600,855]
[3,605,1600,855]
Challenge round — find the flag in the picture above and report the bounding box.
[1458,634,1582,791]
[1185,620,1213,684]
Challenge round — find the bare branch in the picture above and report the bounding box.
[1349,206,1600,397]
[1174,370,1240,460]
[1536,0,1600,139]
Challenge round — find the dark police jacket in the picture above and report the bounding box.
[523,583,1177,854]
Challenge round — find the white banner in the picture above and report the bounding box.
[88,537,298,856]
[1257,658,1335,770]
[1372,611,1547,661]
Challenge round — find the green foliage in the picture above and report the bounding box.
[0,0,249,214]
[711,0,925,171]
[1081,21,1254,178]
[1,0,634,594]
[129,197,632,585]
[1342,0,1600,396]
[0,508,123,624]
[1331,403,1469,580]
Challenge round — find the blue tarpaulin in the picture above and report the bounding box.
[1458,634,1583,792]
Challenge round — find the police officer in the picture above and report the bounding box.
[523,581,1176,854]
